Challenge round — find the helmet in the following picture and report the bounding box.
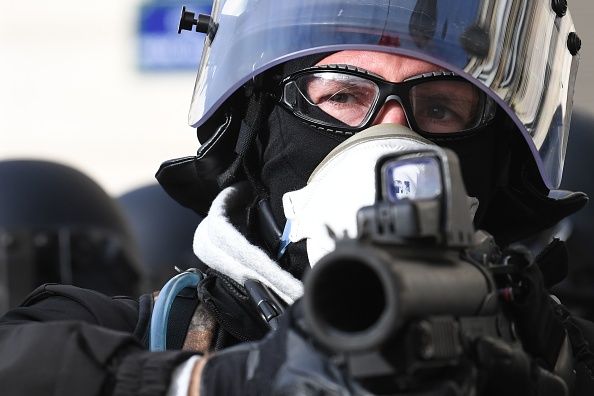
[158,0,585,245]
[545,109,594,320]
[118,184,204,291]
[0,160,146,313]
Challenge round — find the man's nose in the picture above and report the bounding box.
[372,99,408,127]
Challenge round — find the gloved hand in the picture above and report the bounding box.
[195,293,573,396]
[197,298,369,396]
[472,335,569,396]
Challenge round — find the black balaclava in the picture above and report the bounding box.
[255,54,348,279]
[260,107,348,227]
[427,109,509,227]
[255,54,512,280]
[259,107,347,278]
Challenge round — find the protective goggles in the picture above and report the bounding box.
[278,65,497,135]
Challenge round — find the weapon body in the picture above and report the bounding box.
[303,147,524,392]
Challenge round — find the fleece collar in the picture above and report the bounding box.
[193,182,303,304]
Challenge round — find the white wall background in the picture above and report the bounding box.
[0,1,199,196]
[1,1,594,197]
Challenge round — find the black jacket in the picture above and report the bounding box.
[0,269,276,396]
[3,270,594,395]
[0,283,198,395]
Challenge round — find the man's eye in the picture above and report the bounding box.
[323,92,358,105]
[414,100,456,119]
[425,106,448,120]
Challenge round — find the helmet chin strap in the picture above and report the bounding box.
[256,197,284,254]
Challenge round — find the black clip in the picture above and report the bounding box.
[244,279,285,330]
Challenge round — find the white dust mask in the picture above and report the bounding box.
[280,124,479,266]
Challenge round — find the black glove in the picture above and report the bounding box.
[472,335,569,396]
[198,267,574,396]
[199,298,370,396]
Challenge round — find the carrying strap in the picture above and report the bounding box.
[143,287,201,351]
[165,287,201,350]
[234,80,273,158]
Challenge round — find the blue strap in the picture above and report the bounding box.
[277,220,292,259]
[149,269,204,351]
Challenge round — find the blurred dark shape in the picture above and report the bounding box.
[549,109,594,320]
[525,109,594,320]
[0,159,146,314]
[118,184,204,292]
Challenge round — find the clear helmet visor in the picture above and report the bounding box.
[188,0,579,190]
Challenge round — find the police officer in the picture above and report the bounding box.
[0,159,146,313]
[1,0,593,395]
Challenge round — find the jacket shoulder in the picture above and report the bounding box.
[1,283,148,335]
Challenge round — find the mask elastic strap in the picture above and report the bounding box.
[277,220,292,259]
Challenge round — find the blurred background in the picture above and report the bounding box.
[1,0,593,195]
[0,0,213,195]
[0,0,210,307]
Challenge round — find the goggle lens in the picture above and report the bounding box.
[281,69,496,134]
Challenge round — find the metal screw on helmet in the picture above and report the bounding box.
[178,5,213,35]
[552,0,568,17]
[568,32,581,56]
